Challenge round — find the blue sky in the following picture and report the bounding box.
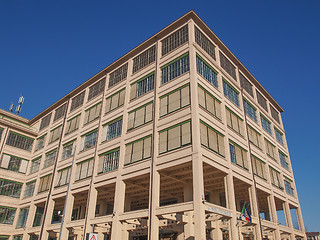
[1,0,319,232]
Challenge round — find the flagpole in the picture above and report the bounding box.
[240,87,265,240]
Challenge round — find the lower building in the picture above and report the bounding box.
[307,232,320,240]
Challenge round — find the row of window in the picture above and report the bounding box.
[194,27,281,126]
[196,54,284,146]
[199,120,294,195]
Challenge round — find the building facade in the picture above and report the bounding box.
[307,232,320,240]
[0,11,306,240]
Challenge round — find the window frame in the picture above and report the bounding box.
[223,79,239,107]
[161,53,190,85]
[159,120,192,154]
[159,84,190,117]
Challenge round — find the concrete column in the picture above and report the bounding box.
[283,202,295,240]
[225,174,239,240]
[149,171,160,240]
[296,206,307,239]
[212,221,222,240]
[41,199,55,240]
[269,194,281,240]
[188,19,206,240]
[111,179,126,240]
[184,211,195,239]
[249,186,263,240]
[58,194,75,240]
[122,222,129,240]
[24,203,37,240]
[84,187,98,235]
[184,180,193,202]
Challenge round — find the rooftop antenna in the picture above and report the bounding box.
[15,95,24,115]
[9,102,15,113]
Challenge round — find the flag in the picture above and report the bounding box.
[240,202,252,223]
[244,203,252,223]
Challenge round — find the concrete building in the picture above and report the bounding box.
[0,11,306,240]
[307,232,320,240]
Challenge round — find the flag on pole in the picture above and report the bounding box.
[240,202,252,223]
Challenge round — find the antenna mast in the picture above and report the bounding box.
[15,95,24,115]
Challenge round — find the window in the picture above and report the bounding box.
[223,80,239,106]
[65,114,81,134]
[84,102,102,124]
[105,88,125,113]
[270,105,280,123]
[247,125,261,148]
[102,117,123,141]
[43,149,57,168]
[24,181,36,198]
[13,236,23,240]
[30,157,41,174]
[88,78,105,101]
[81,130,97,151]
[279,151,289,170]
[55,167,71,187]
[198,85,221,119]
[159,120,191,154]
[256,91,268,112]
[219,52,236,80]
[125,135,152,165]
[53,104,67,122]
[62,140,76,160]
[35,134,46,152]
[243,99,257,122]
[226,107,244,135]
[49,125,62,143]
[269,167,283,189]
[130,73,154,100]
[70,91,85,112]
[0,206,16,224]
[284,178,294,196]
[75,159,94,181]
[132,46,156,73]
[6,131,34,152]
[196,55,218,88]
[33,206,44,227]
[108,63,128,88]
[162,25,188,56]
[195,27,216,60]
[16,208,29,228]
[38,174,52,193]
[128,102,153,130]
[160,84,190,116]
[275,128,284,145]
[200,121,225,156]
[0,128,3,141]
[98,148,120,174]
[229,141,248,170]
[261,114,272,135]
[161,53,190,84]
[0,179,22,198]
[30,235,39,240]
[239,73,253,97]
[252,155,266,179]
[39,113,52,130]
[265,138,276,160]
[0,154,29,174]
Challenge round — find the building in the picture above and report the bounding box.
[0,11,306,240]
[307,232,320,240]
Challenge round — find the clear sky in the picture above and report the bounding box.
[0,0,319,232]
